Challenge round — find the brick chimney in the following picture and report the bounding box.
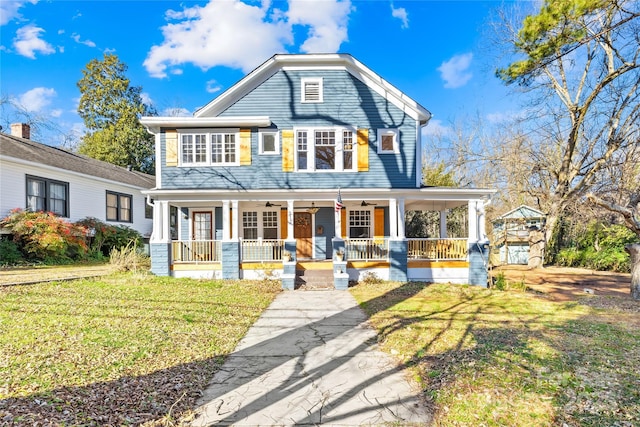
[11,123,31,139]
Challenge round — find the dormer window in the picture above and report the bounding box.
[301,78,323,103]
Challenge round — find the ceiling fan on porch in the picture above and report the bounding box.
[361,201,377,206]
[265,202,282,207]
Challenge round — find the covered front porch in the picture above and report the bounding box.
[146,189,492,288]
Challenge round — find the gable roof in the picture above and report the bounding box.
[495,205,546,221]
[194,53,432,125]
[0,132,155,189]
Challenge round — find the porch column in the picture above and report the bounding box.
[222,200,230,241]
[150,200,171,276]
[287,200,295,241]
[477,200,487,241]
[397,198,406,239]
[440,211,448,238]
[222,199,240,279]
[467,199,489,288]
[389,198,398,238]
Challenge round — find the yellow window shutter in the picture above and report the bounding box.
[280,209,288,239]
[341,209,347,238]
[282,130,294,172]
[374,207,385,243]
[357,128,369,171]
[166,129,178,167]
[239,129,251,165]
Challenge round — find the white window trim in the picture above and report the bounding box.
[377,128,399,154]
[178,128,240,167]
[301,77,323,103]
[348,208,373,239]
[294,126,357,172]
[259,130,280,155]
[240,208,280,239]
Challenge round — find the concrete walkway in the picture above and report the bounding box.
[192,290,432,426]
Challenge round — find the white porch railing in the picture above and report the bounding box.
[345,238,389,261]
[241,239,286,262]
[172,240,222,263]
[407,238,467,261]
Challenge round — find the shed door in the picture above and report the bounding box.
[294,212,313,259]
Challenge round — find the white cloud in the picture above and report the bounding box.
[422,119,453,137]
[288,0,352,53]
[0,0,37,26]
[144,0,353,78]
[437,53,473,89]
[18,87,56,112]
[13,24,55,58]
[390,4,408,29]
[140,92,154,106]
[50,109,63,117]
[71,33,96,47]
[206,79,222,93]
[144,0,292,78]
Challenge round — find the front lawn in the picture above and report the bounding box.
[0,274,280,425]
[351,282,640,427]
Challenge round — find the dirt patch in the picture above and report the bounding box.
[492,265,633,302]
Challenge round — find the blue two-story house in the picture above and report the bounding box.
[141,53,493,289]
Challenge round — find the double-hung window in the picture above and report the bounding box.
[26,175,69,217]
[106,191,132,223]
[349,210,371,238]
[242,210,279,239]
[180,129,239,166]
[295,128,356,172]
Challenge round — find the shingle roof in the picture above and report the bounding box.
[0,132,155,189]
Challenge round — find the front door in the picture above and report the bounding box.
[294,212,313,259]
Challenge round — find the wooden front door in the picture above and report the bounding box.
[294,212,313,259]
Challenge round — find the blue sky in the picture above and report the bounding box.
[0,0,528,146]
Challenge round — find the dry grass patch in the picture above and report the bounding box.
[0,273,280,425]
[350,282,640,427]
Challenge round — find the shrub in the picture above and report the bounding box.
[0,238,23,265]
[110,240,150,272]
[359,271,383,284]
[0,209,88,262]
[76,217,142,256]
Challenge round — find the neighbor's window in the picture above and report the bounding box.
[301,78,323,103]
[179,130,238,166]
[263,211,278,239]
[106,191,132,223]
[349,210,371,238]
[377,129,399,153]
[260,131,279,154]
[26,175,69,217]
[243,211,258,239]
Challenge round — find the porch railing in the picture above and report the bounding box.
[172,240,222,263]
[407,238,468,261]
[345,238,389,261]
[241,239,286,262]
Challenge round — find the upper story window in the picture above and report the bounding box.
[377,129,399,154]
[295,128,356,172]
[179,129,239,166]
[26,175,69,217]
[259,131,279,155]
[106,191,132,223]
[301,78,323,103]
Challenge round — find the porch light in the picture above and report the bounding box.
[361,201,377,206]
[306,202,319,214]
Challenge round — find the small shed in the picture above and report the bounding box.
[492,205,546,265]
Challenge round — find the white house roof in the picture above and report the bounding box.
[193,53,432,125]
[495,205,546,220]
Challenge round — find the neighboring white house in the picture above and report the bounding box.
[0,123,154,238]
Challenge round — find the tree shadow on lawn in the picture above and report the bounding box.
[3,281,636,426]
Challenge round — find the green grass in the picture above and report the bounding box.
[350,282,640,427]
[0,273,280,425]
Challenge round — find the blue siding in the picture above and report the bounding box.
[180,207,189,240]
[468,243,489,287]
[388,239,408,282]
[150,243,171,276]
[214,207,223,240]
[314,207,334,258]
[160,69,418,190]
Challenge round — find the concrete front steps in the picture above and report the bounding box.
[295,261,335,290]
